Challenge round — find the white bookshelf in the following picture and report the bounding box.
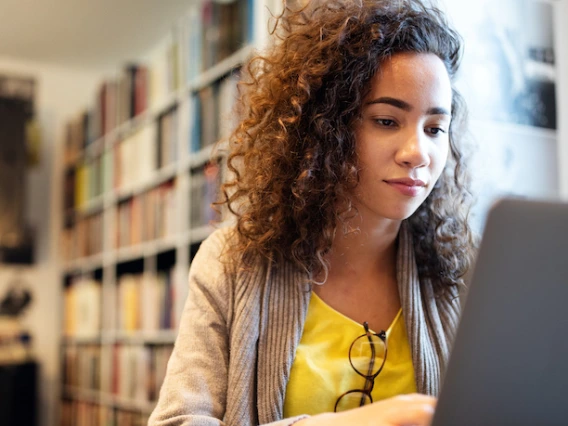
[59,1,274,424]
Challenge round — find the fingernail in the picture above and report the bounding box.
[397,394,413,400]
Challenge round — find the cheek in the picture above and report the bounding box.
[427,143,450,187]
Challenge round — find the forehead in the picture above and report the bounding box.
[367,52,453,108]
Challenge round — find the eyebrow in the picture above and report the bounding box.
[366,96,451,116]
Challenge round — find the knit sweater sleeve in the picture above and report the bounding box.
[148,229,232,425]
[148,229,310,426]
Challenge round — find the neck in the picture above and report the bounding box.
[321,217,402,286]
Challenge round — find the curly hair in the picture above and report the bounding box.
[219,0,476,296]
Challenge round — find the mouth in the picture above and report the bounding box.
[384,178,427,197]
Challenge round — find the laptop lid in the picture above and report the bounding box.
[432,198,568,426]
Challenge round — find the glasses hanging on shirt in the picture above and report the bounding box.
[334,321,388,412]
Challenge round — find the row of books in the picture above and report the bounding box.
[62,165,224,261]
[113,122,158,192]
[63,152,109,215]
[63,341,175,398]
[147,28,182,111]
[111,344,173,403]
[61,178,179,262]
[64,77,238,215]
[191,71,240,152]
[63,278,102,338]
[63,112,179,218]
[63,345,101,390]
[74,151,113,209]
[116,180,177,249]
[157,107,179,169]
[117,269,186,332]
[200,0,254,70]
[62,0,254,169]
[63,64,149,166]
[190,162,223,228]
[61,212,104,262]
[60,401,149,426]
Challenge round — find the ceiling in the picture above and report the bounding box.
[0,0,197,70]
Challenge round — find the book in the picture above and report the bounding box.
[63,277,102,338]
[190,162,221,228]
[157,107,179,168]
[198,83,219,149]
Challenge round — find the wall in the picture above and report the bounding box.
[554,0,568,199]
[0,56,101,426]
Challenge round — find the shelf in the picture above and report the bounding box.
[150,88,183,119]
[187,140,229,170]
[62,253,104,274]
[115,235,178,264]
[63,386,101,404]
[118,110,154,141]
[189,225,215,244]
[62,335,102,345]
[84,136,105,159]
[100,393,157,414]
[77,194,105,216]
[75,330,179,345]
[188,144,216,169]
[188,44,253,93]
[64,387,157,414]
[112,329,178,344]
[64,235,180,271]
[115,162,178,202]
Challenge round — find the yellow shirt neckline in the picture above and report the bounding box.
[310,291,402,336]
[283,291,417,417]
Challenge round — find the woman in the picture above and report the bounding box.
[149,0,475,425]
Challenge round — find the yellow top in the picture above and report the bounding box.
[283,292,417,417]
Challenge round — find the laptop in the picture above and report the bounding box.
[432,198,568,426]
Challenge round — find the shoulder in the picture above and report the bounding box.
[196,225,237,258]
[191,226,238,274]
[188,226,239,309]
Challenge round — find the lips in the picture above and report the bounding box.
[384,177,427,196]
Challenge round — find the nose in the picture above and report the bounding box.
[394,127,430,169]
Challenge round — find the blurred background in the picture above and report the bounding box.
[0,0,566,425]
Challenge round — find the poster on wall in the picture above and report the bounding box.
[449,0,556,130]
[443,0,559,233]
[0,75,35,264]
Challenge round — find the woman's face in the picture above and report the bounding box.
[351,52,453,224]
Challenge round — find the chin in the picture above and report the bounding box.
[384,205,422,221]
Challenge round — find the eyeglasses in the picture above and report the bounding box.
[334,321,388,412]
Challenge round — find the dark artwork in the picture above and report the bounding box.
[452,0,556,129]
[0,76,35,264]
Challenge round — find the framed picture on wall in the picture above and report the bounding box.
[0,75,35,264]
[449,0,556,130]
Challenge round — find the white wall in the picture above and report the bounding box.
[554,0,568,199]
[0,56,101,426]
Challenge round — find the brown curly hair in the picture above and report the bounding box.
[219,0,476,295]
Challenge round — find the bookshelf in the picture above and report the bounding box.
[58,1,281,425]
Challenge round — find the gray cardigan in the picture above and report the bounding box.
[148,222,461,426]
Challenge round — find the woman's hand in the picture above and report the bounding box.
[295,393,437,426]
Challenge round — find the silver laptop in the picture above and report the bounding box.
[432,198,568,426]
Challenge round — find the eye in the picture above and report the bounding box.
[425,126,447,136]
[374,118,397,128]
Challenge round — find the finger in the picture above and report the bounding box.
[382,396,437,426]
[393,393,437,404]
[388,404,435,426]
